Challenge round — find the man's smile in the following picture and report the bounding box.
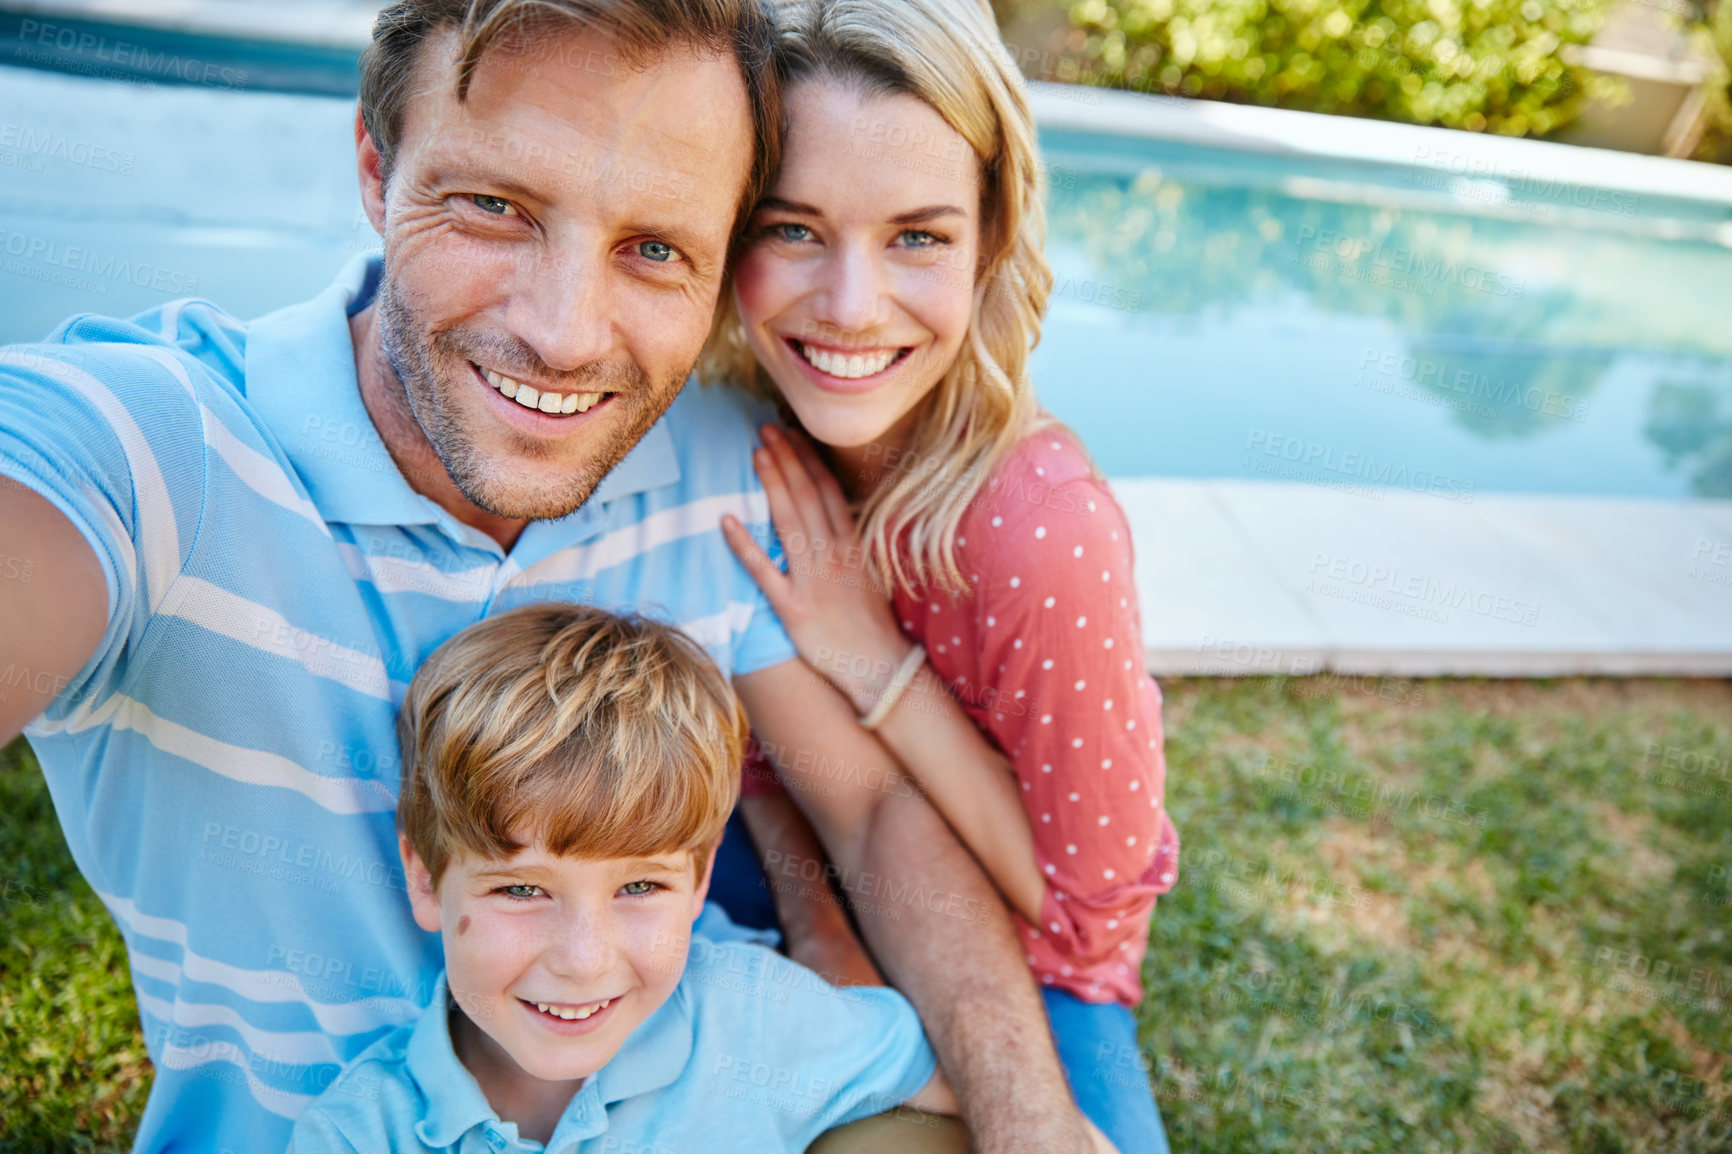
[475,362,615,416]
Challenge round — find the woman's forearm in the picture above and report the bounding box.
[871,667,1047,924]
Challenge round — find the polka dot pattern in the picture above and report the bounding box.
[889,428,1179,1009]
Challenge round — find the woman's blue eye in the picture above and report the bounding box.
[771,223,812,242]
[638,240,676,263]
[472,195,512,215]
[621,880,659,896]
[899,229,941,247]
[503,883,542,899]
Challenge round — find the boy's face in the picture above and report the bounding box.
[401,834,713,1089]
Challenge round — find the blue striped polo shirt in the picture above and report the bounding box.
[0,254,795,1153]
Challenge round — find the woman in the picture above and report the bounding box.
[709,1,1179,1150]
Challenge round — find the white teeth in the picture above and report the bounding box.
[484,368,521,399]
[797,343,898,380]
[481,366,608,416]
[533,998,611,1021]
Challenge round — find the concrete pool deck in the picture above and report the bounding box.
[1124,479,1732,677]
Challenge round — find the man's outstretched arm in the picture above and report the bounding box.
[735,658,1094,1154]
[0,479,107,743]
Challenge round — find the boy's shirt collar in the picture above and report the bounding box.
[407,971,696,1153]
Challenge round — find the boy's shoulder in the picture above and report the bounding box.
[675,906,917,1031]
[604,932,936,1146]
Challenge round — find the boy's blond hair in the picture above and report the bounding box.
[397,604,747,885]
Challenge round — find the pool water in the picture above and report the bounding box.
[2,55,1730,499]
[1035,131,1732,499]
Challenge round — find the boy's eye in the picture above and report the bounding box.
[501,883,544,899]
[471,194,516,216]
[636,239,678,263]
[620,880,661,896]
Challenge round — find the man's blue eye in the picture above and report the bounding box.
[621,880,658,896]
[638,240,675,262]
[472,195,512,215]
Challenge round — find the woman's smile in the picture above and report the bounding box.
[784,338,915,391]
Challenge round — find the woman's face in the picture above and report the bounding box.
[732,80,981,455]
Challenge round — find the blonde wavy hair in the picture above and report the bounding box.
[700,0,1053,597]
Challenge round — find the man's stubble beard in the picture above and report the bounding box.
[375,276,684,522]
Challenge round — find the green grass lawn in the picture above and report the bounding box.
[3,677,1730,1151]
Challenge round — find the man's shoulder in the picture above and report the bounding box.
[35,296,249,383]
[661,381,777,469]
[1,297,252,432]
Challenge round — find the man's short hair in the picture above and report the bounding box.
[397,603,747,885]
[359,0,781,234]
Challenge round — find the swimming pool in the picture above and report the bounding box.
[2,26,1730,501]
[1034,110,1732,500]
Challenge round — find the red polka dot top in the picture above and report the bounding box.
[888,425,1179,1007]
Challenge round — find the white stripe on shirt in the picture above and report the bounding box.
[159,577,393,701]
[106,894,423,1037]
[0,350,181,612]
[43,695,399,814]
[509,490,771,591]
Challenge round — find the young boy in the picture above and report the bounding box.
[286,604,956,1152]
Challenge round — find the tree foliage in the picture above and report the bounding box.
[1031,0,1622,135]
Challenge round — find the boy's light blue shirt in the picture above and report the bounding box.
[287,912,939,1154]
[0,256,796,1152]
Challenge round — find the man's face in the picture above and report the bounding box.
[404,835,712,1088]
[361,28,753,520]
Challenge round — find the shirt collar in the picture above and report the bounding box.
[404,972,697,1153]
[591,416,680,505]
[245,253,441,528]
[244,253,682,532]
[589,980,694,1106]
[405,973,513,1149]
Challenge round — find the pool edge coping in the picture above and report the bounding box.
[1033,83,1732,209]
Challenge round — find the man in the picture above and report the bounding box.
[0,1,1099,1151]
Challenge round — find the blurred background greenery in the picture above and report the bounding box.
[993,0,1732,162]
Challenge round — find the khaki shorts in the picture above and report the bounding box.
[807,1109,970,1153]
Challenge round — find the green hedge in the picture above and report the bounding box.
[1694,0,1732,162]
[1012,0,1623,136]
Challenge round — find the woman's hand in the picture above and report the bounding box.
[727,426,1048,926]
[722,425,914,715]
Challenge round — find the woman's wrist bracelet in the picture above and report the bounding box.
[858,643,926,731]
